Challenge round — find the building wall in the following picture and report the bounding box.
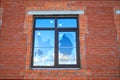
[0,0,120,79]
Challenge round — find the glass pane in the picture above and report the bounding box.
[59,32,76,48]
[35,19,55,28]
[34,30,54,47]
[33,48,54,66]
[59,48,77,64]
[58,32,77,64]
[57,18,77,28]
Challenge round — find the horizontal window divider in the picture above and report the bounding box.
[34,28,55,30]
[59,47,76,48]
[34,28,77,30]
[57,28,77,31]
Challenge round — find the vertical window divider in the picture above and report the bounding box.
[55,17,58,67]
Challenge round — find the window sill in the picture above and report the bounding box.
[31,68,80,70]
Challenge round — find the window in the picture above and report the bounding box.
[31,15,80,69]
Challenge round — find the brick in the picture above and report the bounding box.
[0,0,120,79]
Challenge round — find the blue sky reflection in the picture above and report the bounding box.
[33,30,55,66]
[59,32,77,64]
[57,18,77,28]
[35,19,55,28]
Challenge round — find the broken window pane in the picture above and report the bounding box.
[58,32,77,64]
[34,30,55,47]
[33,30,55,66]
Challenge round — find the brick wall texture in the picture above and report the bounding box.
[0,0,120,80]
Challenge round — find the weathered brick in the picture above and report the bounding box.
[0,0,120,79]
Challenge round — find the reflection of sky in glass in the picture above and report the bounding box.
[33,48,54,66]
[58,32,77,64]
[57,19,77,28]
[59,48,77,64]
[33,30,55,66]
[34,30,54,47]
[59,32,76,47]
[35,19,55,28]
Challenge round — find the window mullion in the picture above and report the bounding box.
[55,17,58,67]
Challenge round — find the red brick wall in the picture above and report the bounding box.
[0,0,120,79]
